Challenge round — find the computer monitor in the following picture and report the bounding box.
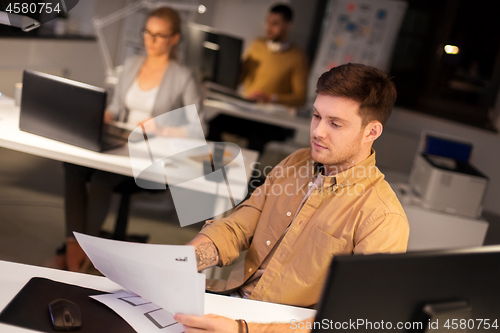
[311,245,500,332]
[184,23,243,90]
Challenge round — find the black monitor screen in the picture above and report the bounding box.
[310,246,500,332]
[185,23,242,90]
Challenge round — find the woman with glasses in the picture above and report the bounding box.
[58,7,203,272]
[106,7,203,134]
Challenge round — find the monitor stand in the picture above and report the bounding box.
[422,300,472,333]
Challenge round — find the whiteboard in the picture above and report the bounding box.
[308,0,407,99]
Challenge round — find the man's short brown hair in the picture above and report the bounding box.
[316,63,397,126]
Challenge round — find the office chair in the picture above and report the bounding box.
[107,142,232,242]
[101,179,166,243]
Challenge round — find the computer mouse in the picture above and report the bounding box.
[48,299,82,331]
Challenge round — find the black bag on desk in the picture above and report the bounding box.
[0,277,135,333]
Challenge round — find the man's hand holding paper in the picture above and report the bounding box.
[74,232,205,316]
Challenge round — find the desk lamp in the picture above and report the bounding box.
[0,0,73,32]
[92,0,201,86]
[0,11,40,31]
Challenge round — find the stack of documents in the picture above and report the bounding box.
[74,232,205,332]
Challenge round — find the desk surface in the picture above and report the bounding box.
[0,260,315,332]
[0,100,258,187]
[204,97,311,132]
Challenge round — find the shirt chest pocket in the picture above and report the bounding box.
[293,226,347,285]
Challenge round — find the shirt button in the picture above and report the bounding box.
[266,240,271,246]
[248,268,253,273]
[308,182,313,187]
[286,212,291,217]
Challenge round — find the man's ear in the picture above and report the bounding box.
[364,121,383,143]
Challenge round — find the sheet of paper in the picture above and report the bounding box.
[204,293,316,323]
[0,94,13,104]
[91,291,185,333]
[74,232,205,316]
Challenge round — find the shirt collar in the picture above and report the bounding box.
[266,39,292,52]
[311,149,379,188]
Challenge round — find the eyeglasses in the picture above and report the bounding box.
[142,28,174,42]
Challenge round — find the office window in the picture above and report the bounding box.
[389,0,500,131]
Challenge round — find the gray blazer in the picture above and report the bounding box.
[107,55,205,136]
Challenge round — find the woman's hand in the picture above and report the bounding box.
[159,126,188,138]
[138,117,157,133]
[137,118,188,138]
[103,111,115,124]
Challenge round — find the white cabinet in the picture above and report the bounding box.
[392,182,489,251]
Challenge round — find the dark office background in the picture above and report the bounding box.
[287,0,500,131]
[389,0,500,131]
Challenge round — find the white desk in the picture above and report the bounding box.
[203,97,311,132]
[0,100,259,219]
[391,182,489,251]
[0,260,315,332]
[0,100,258,183]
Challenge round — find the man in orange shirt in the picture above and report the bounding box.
[177,63,409,332]
[241,4,308,105]
[207,4,308,153]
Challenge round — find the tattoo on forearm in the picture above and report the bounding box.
[195,241,219,270]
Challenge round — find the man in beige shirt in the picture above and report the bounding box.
[175,63,409,332]
[241,4,308,105]
[206,4,308,153]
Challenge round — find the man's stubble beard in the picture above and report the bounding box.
[310,132,364,170]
